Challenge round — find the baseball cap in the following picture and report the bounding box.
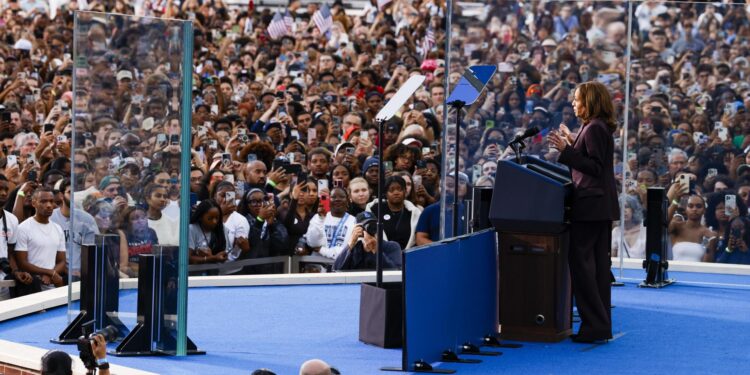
[401,137,423,148]
[356,211,376,225]
[99,175,120,191]
[362,157,380,175]
[117,70,133,81]
[356,211,377,235]
[335,142,356,156]
[13,38,32,51]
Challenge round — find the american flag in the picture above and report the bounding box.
[421,26,435,59]
[284,9,294,33]
[312,4,333,35]
[267,11,288,40]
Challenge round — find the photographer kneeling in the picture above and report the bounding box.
[41,334,110,375]
[334,212,402,271]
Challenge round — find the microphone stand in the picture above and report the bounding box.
[509,140,526,164]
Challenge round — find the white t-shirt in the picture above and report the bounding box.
[223,211,250,261]
[149,215,180,246]
[50,208,99,273]
[163,200,180,221]
[15,217,66,270]
[0,211,19,301]
[0,210,19,259]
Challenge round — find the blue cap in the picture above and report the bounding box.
[263,122,282,133]
[356,211,376,225]
[362,157,380,175]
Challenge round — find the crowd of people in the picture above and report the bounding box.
[2,0,750,299]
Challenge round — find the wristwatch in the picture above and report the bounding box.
[97,358,109,370]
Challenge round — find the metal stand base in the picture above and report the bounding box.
[638,279,675,289]
[482,334,523,349]
[460,342,501,356]
[441,350,481,363]
[381,359,456,373]
[51,311,129,344]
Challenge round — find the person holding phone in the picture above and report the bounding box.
[304,187,356,260]
[211,181,251,272]
[238,189,288,273]
[280,178,318,255]
[331,164,353,189]
[333,211,402,271]
[715,216,750,264]
[548,82,619,343]
[188,200,228,267]
[704,191,747,248]
[668,194,716,262]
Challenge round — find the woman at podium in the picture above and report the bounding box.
[548,81,619,343]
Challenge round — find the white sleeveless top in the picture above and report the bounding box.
[672,242,705,262]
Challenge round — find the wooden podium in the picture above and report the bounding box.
[489,157,573,342]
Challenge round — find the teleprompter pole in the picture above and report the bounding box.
[376,119,385,288]
[452,101,465,235]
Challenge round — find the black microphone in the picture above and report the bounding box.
[509,127,540,145]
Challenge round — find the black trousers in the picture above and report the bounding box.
[569,221,612,339]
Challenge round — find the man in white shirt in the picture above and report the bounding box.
[50,179,99,279]
[15,187,67,291]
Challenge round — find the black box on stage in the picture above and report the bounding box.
[359,282,402,348]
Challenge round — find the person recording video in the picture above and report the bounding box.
[41,334,110,375]
[333,211,402,271]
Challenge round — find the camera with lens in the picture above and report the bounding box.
[361,221,377,237]
[77,323,118,370]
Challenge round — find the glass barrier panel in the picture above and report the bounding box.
[623,1,750,273]
[71,11,193,354]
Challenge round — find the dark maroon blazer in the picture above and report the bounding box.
[557,118,620,222]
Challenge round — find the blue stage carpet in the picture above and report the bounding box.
[0,269,749,375]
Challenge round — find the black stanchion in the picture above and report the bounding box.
[640,187,675,288]
[112,247,203,356]
[52,234,128,344]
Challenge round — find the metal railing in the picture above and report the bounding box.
[0,255,339,297]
